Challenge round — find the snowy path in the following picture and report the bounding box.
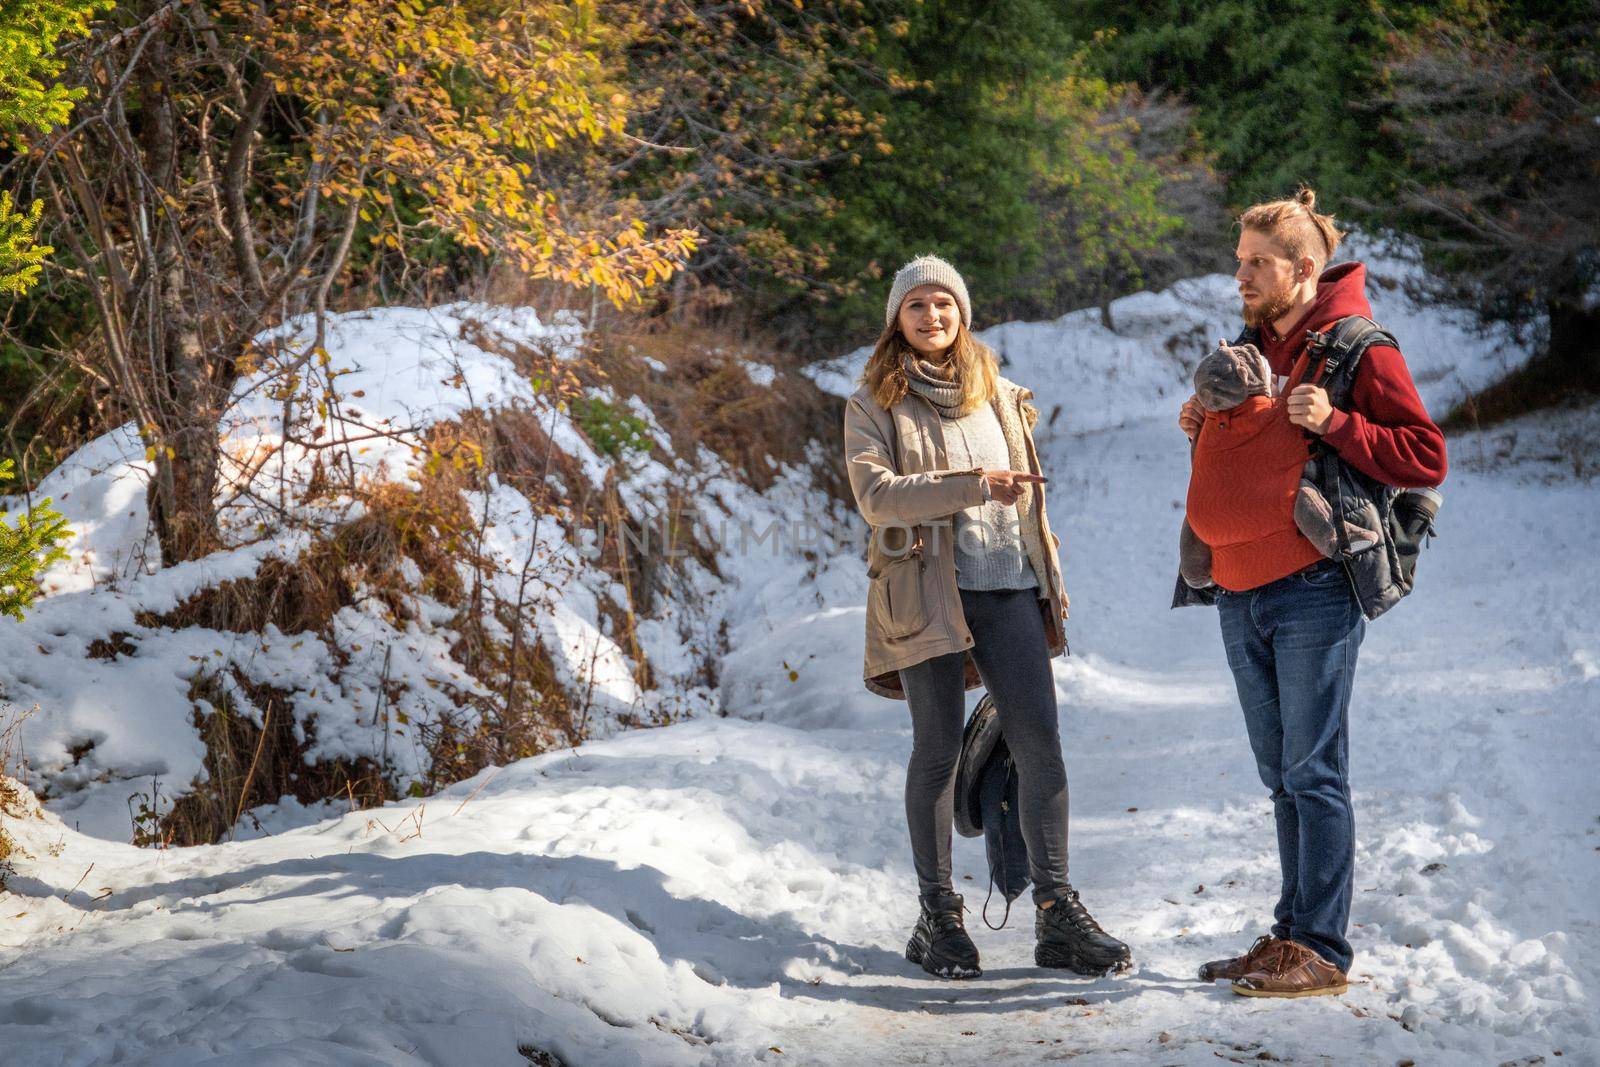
[3,416,1596,1066]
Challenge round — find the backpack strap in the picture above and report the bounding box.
[1305,315,1397,410]
[1303,316,1397,560]
[980,756,1018,931]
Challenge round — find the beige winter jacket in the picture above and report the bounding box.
[842,376,1069,699]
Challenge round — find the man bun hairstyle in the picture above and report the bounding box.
[1238,186,1346,270]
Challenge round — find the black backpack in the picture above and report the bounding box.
[1173,316,1442,620]
[1300,316,1443,619]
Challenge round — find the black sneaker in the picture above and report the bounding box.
[1035,886,1132,975]
[905,890,982,979]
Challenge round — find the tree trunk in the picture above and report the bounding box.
[148,259,225,566]
[140,30,226,566]
[1546,300,1600,382]
[1442,294,1600,430]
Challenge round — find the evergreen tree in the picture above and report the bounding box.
[0,0,110,296]
[1372,4,1600,417]
[0,458,69,620]
[1057,0,1401,208]
[767,0,1196,342]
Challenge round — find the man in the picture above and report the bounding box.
[1179,188,1447,997]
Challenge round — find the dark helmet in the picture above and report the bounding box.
[954,694,1007,839]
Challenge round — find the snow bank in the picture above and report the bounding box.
[1,304,835,840]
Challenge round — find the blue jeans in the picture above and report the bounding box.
[1216,560,1365,972]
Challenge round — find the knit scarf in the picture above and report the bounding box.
[902,352,965,418]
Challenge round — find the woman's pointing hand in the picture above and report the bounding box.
[982,469,1047,506]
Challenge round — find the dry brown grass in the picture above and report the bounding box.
[432,626,577,786]
[0,776,18,888]
[587,320,849,499]
[468,314,850,705]
[128,425,494,844]
[160,672,393,847]
[1,704,41,886]
[141,436,478,639]
[1443,351,1600,432]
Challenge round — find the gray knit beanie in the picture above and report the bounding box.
[885,254,971,330]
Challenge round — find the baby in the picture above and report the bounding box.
[1179,341,1382,590]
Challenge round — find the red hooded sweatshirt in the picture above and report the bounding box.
[1187,262,1448,592]
[1260,262,1448,490]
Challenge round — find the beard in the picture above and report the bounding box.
[1241,284,1296,328]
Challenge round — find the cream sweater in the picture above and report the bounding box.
[938,402,1037,591]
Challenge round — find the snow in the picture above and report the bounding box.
[220,303,548,532]
[3,267,1597,1064]
[742,361,778,388]
[2,423,158,595]
[0,303,756,837]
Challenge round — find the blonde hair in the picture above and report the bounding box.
[862,321,999,414]
[1238,187,1345,270]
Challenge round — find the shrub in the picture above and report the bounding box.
[0,456,70,619]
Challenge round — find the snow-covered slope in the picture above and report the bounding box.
[3,257,1596,1064]
[0,304,850,839]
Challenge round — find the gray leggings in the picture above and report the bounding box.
[898,586,1070,908]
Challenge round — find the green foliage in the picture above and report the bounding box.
[775,1,1189,339]
[0,457,71,620]
[0,273,96,482]
[1057,0,1402,208]
[571,397,654,460]
[798,2,1068,329]
[1007,69,1187,316]
[0,0,111,301]
[0,192,48,295]
[615,0,888,304]
[0,0,109,134]
[1052,0,1598,370]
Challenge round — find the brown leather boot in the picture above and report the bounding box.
[1231,939,1348,998]
[1197,934,1284,982]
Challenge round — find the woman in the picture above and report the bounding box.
[842,255,1132,980]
